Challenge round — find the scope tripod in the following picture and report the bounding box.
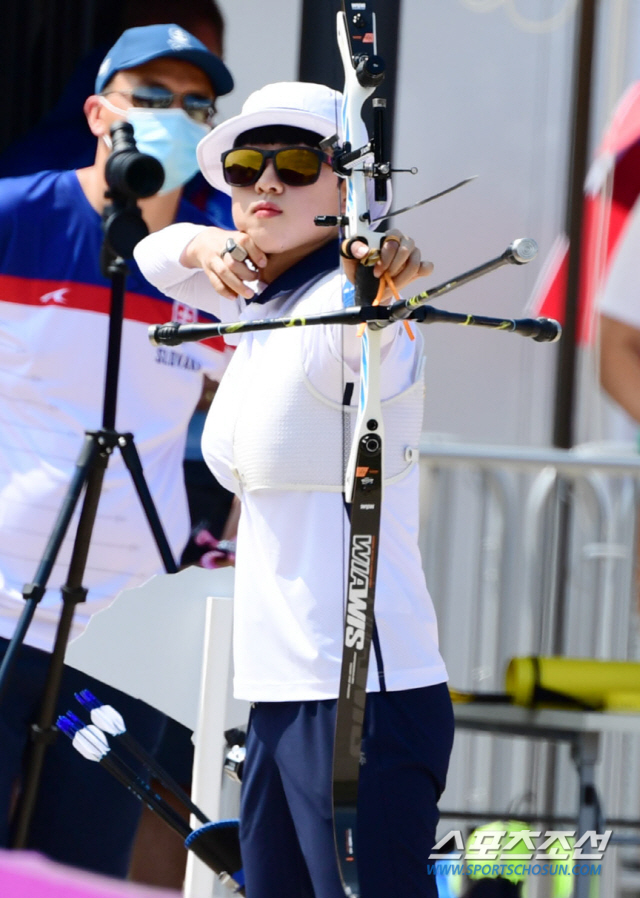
[0,170,177,848]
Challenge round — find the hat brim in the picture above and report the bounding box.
[196,107,339,194]
[96,48,233,98]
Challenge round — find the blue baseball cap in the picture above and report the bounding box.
[95,24,234,97]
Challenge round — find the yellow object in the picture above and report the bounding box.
[466,822,575,895]
[604,691,640,712]
[466,821,539,885]
[448,687,512,704]
[505,657,640,710]
[449,688,474,703]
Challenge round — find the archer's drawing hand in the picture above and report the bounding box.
[343,230,434,304]
[180,227,268,301]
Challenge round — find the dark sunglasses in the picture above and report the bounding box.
[221,146,328,188]
[101,86,216,125]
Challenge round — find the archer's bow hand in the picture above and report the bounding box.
[342,230,434,305]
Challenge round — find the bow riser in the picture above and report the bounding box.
[332,5,387,897]
[344,330,383,501]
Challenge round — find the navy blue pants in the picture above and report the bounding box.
[240,682,454,898]
[0,638,167,877]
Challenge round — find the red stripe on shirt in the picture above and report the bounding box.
[0,274,225,352]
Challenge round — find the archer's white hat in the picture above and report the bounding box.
[197,81,343,194]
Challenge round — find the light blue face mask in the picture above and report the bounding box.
[123,106,209,194]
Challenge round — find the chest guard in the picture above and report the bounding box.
[206,304,425,493]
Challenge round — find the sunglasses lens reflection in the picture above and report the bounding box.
[223,149,265,186]
[130,86,213,123]
[275,149,322,186]
[222,148,323,187]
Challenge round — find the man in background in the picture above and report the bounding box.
[0,22,233,879]
[0,0,228,218]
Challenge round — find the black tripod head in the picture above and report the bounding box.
[106,122,165,200]
[101,123,165,273]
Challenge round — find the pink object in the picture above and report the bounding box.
[193,530,236,569]
[0,850,181,898]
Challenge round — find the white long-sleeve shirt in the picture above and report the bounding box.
[135,225,447,701]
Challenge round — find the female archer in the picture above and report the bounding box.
[135,80,454,898]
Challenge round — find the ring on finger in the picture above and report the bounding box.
[220,237,249,263]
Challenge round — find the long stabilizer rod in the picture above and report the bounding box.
[148,238,558,346]
[149,304,560,347]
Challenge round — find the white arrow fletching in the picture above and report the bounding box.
[72,725,110,762]
[90,704,125,736]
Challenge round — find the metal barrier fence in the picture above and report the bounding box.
[418,439,640,896]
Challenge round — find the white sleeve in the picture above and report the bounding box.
[134,222,226,318]
[599,198,640,328]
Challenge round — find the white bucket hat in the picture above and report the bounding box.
[197,82,343,194]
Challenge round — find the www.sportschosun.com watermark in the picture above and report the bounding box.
[428,827,610,877]
[429,862,602,878]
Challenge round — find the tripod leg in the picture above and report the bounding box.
[0,434,100,705]
[118,434,178,574]
[10,446,110,848]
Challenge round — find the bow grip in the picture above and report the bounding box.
[355,262,379,307]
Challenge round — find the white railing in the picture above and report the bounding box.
[419,439,640,896]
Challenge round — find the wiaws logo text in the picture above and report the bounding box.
[346,535,373,650]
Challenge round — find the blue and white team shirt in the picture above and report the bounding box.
[0,170,233,651]
[135,224,448,703]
